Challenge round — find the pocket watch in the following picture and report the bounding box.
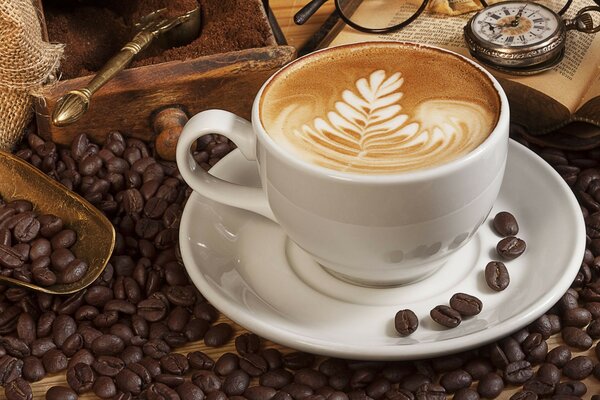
[464,1,599,74]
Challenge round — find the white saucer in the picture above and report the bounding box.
[179,141,585,360]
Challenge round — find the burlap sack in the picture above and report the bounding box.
[0,0,63,151]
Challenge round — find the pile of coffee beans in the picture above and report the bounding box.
[1,126,600,400]
[0,198,87,287]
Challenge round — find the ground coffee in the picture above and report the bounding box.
[44,0,273,80]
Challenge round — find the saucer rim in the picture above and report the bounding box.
[179,140,585,360]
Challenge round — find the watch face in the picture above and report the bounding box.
[471,1,560,47]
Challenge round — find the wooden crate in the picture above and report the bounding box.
[34,0,295,157]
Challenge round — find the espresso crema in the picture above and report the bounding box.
[259,43,501,174]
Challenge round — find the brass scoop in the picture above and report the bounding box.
[0,151,115,295]
[52,7,202,127]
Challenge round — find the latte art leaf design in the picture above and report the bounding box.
[292,70,489,173]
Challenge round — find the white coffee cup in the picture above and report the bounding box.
[176,42,510,287]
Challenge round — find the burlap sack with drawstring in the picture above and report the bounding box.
[0,0,63,151]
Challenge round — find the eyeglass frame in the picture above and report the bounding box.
[294,0,575,34]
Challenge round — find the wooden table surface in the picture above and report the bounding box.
[6,2,599,399]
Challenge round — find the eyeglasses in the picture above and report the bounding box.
[294,0,430,34]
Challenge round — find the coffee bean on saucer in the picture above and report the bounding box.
[430,305,461,328]
[449,293,482,316]
[496,237,526,260]
[394,309,418,336]
[485,261,510,291]
[493,211,519,236]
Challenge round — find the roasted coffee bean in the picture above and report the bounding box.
[91,334,125,356]
[188,351,214,370]
[22,356,45,382]
[484,261,510,291]
[394,309,418,336]
[240,353,269,376]
[509,391,538,400]
[0,355,23,385]
[496,236,526,260]
[120,346,143,365]
[50,248,75,270]
[42,349,67,373]
[13,215,40,243]
[245,386,278,400]
[449,293,482,316]
[1,337,30,358]
[66,362,95,394]
[530,314,552,338]
[52,314,77,347]
[562,326,593,350]
[282,383,315,399]
[430,305,461,328]
[30,338,55,358]
[116,368,143,395]
[139,358,162,378]
[204,323,233,347]
[463,358,494,380]
[29,238,51,260]
[67,349,94,370]
[261,369,294,389]
[45,386,77,400]
[160,353,189,375]
[439,369,472,393]
[137,298,168,322]
[214,352,239,376]
[453,388,479,400]
[128,362,152,388]
[61,333,84,357]
[545,345,571,367]
[93,356,125,377]
[500,337,525,362]
[415,383,445,400]
[154,374,185,388]
[535,363,561,389]
[164,285,196,306]
[235,332,261,355]
[143,339,170,359]
[193,303,219,322]
[504,360,534,385]
[586,318,600,338]
[0,244,25,268]
[51,229,76,249]
[223,369,251,396]
[477,373,503,399]
[166,306,189,332]
[145,382,179,400]
[562,355,594,380]
[522,379,554,397]
[562,307,592,327]
[5,377,32,400]
[295,368,328,390]
[184,318,209,342]
[59,259,88,284]
[554,381,587,396]
[192,370,222,393]
[93,376,117,399]
[176,382,204,400]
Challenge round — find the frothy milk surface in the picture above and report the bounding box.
[259,43,501,174]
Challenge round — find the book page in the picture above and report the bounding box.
[328,0,600,114]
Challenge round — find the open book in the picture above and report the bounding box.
[316,0,600,146]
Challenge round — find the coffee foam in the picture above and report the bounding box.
[260,43,500,174]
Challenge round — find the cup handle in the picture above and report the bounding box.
[176,109,276,222]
